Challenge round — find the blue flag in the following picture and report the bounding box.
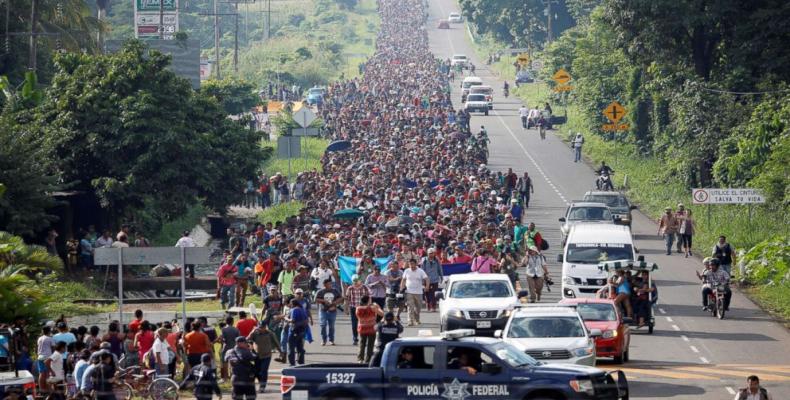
[337,256,393,284]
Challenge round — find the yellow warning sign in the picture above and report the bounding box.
[603,101,626,123]
[517,53,530,66]
[553,85,573,92]
[553,68,572,85]
[602,123,629,132]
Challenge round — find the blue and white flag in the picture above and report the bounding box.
[337,256,393,284]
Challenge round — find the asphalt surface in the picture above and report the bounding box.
[253,2,790,399]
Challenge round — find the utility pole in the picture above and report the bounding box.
[266,0,270,40]
[213,0,220,79]
[159,0,164,39]
[542,0,558,44]
[233,10,238,72]
[29,0,37,71]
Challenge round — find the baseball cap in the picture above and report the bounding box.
[235,336,248,344]
[201,353,212,362]
[352,274,360,282]
[384,312,395,320]
[295,288,304,294]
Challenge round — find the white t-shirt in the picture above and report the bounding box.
[49,351,64,381]
[152,338,170,365]
[175,236,196,248]
[402,267,428,295]
[518,107,529,117]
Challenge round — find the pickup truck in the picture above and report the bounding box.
[280,329,628,400]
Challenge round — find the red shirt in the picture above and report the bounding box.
[355,306,378,335]
[128,319,142,336]
[236,318,257,337]
[257,259,275,286]
[217,263,237,287]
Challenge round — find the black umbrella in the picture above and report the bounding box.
[326,140,352,152]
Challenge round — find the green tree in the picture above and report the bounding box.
[35,41,261,227]
[0,231,63,322]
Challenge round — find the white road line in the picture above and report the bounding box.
[666,316,673,322]
[690,346,699,353]
[725,387,736,395]
[493,112,569,205]
[672,324,680,331]
[658,308,666,314]
[700,357,710,364]
[681,335,689,342]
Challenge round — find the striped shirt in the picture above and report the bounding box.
[345,284,370,308]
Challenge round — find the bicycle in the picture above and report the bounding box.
[115,365,180,400]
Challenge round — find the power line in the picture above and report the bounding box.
[699,86,790,95]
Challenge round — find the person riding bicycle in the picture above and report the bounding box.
[696,258,732,312]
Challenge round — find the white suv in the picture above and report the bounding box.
[498,305,601,366]
[437,274,526,336]
[450,54,469,69]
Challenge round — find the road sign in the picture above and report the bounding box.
[293,107,317,128]
[94,247,210,266]
[691,188,765,205]
[136,0,177,12]
[106,39,200,88]
[517,53,530,66]
[552,68,571,85]
[603,101,626,123]
[532,59,544,70]
[602,123,629,131]
[277,136,301,158]
[553,85,573,92]
[292,127,320,137]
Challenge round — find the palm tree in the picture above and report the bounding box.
[0,231,62,322]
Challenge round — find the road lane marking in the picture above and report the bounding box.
[615,368,717,380]
[658,308,666,314]
[665,316,673,322]
[493,112,569,205]
[672,324,680,331]
[681,335,689,342]
[677,366,790,381]
[700,357,710,364]
[726,387,736,395]
[690,346,699,353]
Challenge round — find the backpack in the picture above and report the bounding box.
[540,238,549,251]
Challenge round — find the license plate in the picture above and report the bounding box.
[476,321,491,328]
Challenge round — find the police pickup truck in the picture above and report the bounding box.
[280,329,628,400]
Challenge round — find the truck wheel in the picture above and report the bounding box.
[623,349,630,362]
[614,352,624,364]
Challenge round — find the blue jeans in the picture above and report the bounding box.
[280,327,288,354]
[574,147,582,162]
[255,356,271,389]
[220,285,236,309]
[319,310,337,343]
[663,234,674,254]
[350,307,359,343]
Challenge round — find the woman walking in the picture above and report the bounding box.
[679,209,695,257]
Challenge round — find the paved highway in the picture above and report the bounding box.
[257,2,790,399]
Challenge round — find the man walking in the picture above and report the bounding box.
[525,246,549,303]
[180,353,221,400]
[420,249,443,312]
[344,275,370,345]
[285,299,308,366]
[175,230,197,279]
[315,279,341,346]
[516,172,534,208]
[572,133,584,163]
[400,259,428,326]
[247,321,279,393]
[735,375,772,400]
[225,337,256,400]
[518,104,529,129]
[658,207,678,256]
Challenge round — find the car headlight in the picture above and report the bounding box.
[569,379,595,395]
[602,330,617,338]
[563,276,574,285]
[448,309,464,318]
[572,346,594,357]
[502,309,512,318]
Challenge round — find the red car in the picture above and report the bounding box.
[559,298,631,363]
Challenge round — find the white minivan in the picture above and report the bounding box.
[557,224,636,298]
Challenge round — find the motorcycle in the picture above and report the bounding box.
[706,283,728,319]
[596,172,614,191]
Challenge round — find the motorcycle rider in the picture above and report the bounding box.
[696,258,732,312]
[595,161,614,190]
[503,81,510,97]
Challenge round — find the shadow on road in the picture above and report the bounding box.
[654,279,697,287]
[660,304,777,323]
[647,328,777,342]
[629,380,707,398]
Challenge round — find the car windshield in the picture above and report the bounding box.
[508,316,586,338]
[567,206,612,221]
[565,243,633,264]
[449,281,512,298]
[584,195,629,208]
[467,94,486,101]
[576,303,617,321]
[463,81,482,88]
[491,342,538,367]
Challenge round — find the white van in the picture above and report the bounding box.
[461,76,483,100]
[557,224,636,298]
